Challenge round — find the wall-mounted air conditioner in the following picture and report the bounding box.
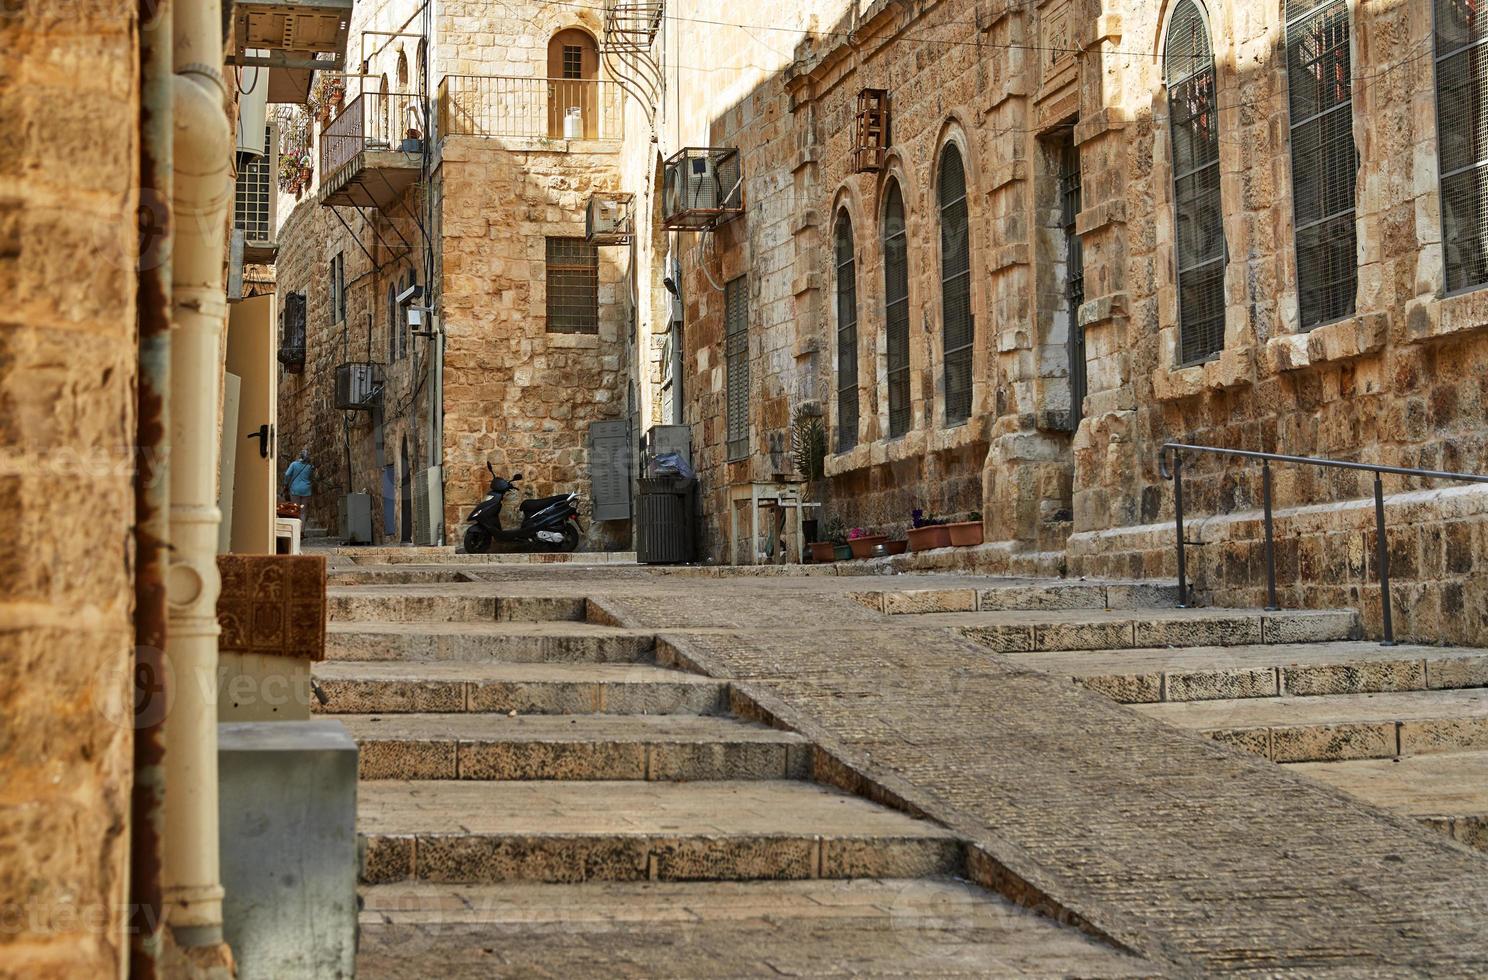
[411,465,444,546]
[334,362,383,410]
[586,192,635,245]
[662,147,744,230]
[234,121,279,264]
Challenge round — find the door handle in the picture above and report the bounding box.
[245,424,272,459]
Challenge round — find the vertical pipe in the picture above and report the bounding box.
[164,0,233,947]
[1262,460,1278,611]
[1174,452,1187,608]
[132,0,173,973]
[1374,472,1395,646]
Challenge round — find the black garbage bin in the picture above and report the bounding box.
[635,476,697,564]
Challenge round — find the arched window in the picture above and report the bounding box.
[1164,0,1226,365]
[547,28,599,139]
[1286,0,1356,327]
[1436,0,1488,292]
[883,180,911,438]
[938,144,972,425]
[396,50,409,88]
[377,74,390,144]
[834,210,859,452]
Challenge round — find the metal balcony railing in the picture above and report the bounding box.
[320,91,421,178]
[1159,443,1488,644]
[437,75,622,142]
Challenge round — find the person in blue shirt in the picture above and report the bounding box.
[282,449,313,513]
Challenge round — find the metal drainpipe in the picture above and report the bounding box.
[131,0,173,973]
[163,0,233,948]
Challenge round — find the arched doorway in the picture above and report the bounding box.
[400,437,413,543]
[546,28,599,139]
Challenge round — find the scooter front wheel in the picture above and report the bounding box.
[463,526,492,555]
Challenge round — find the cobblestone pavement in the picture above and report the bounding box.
[335,560,1488,976]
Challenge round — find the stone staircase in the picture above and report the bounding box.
[314,573,1150,976]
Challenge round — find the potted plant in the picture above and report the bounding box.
[946,511,985,547]
[907,509,951,552]
[848,527,888,560]
[809,515,840,563]
[827,518,852,562]
[884,538,908,556]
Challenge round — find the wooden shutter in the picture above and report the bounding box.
[588,419,632,521]
[725,276,750,460]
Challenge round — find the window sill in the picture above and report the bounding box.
[825,419,986,476]
[1405,289,1488,346]
[1264,313,1385,373]
[1151,345,1254,402]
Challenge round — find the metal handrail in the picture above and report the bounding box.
[437,75,623,141]
[1159,442,1488,644]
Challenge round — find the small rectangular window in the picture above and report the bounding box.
[545,237,599,334]
[725,276,750,461]
[562,44,584,80]
[1059,135,1086,427]
[329,253,346,324]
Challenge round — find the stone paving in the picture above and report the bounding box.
[331,558,1488,976]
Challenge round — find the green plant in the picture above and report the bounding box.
[824,516,848,545]
[968,510,982,522]
[792,406,827,483]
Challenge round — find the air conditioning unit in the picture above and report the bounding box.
[234,121,279,263]
[662,147,744,230]
[586,192,635,245]
[410,465,444,546]
[334,362,383,410]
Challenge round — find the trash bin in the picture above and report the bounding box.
[636,476,696,564]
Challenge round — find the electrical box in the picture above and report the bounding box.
[338,492,372,544]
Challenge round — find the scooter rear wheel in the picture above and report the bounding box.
[463,526,492,555]
[559,522,580,553]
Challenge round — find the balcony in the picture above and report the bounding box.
[438,76,623,144]
[318,92,423,210]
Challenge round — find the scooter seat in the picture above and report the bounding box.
[520,494,569,514]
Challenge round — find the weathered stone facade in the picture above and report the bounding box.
[1,2,138,975]
[660,0,1488,645]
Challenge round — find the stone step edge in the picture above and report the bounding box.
[1193,711,1488,763]
[313,672,727,715]
[850,582,1180,616]
[325,594,595,624]
[359,830,964,885]
[1062,654,1488,704]
[352,729,813,781]
[959,610,1358,653]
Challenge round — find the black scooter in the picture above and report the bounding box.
[462,464,582,554]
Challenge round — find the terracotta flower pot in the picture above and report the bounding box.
[809,541,837,563]
[907,526,951,552]
[848,535,887,560]
[884,540,908,556]
[946,521,984,547]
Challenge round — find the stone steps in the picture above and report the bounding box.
[1013,642,1488,703]
[325,622,656,664]
[1135,687,1488,762]
[342,713,811,781]
[326,591,590,624]
[852,581,1180,615]
[938,606,1359,653]
[355,878,1151,979]
[1288,751,1488,852]
[314,661,728,715]
[358,780,961,885]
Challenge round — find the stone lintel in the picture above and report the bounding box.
[1075,199,1126,238]
[1077,292,1128,331]
[1151,345,1256,402]
[987,159,1028,193]
[988,243,1031,275]
[1074,107,1130,147]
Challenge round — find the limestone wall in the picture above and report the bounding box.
[0,2,138,975]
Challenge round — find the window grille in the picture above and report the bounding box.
[725,275,750,460]
[834,210,859,452]
[233,125,273,244]
[939,145,973,426]
[883,181,911,437]
[1060,136,1086,426]
[1165,0,1226,365]
[562,44,583,80]
[1435,0,1488,292]
[387,284,398,363]
[1286,0,1357,327]
[545,237,599,334]
[329,253,346,324]
[278,291,307,371]
[853,88,890,173]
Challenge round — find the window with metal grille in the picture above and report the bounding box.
[562,44,583,80]
[939,145,973,426]
[545,237,599,334]
[725,275,750,461]
[834,210,859,452]
[387,284,398,363]
[1435,0,1488,293]
[233,125,272,244]
[1164,0,1226,365]
[1286,0,1357,328]
[279,291,307,371]
[883,180,911,437]
[1059,135,1086,426]
[330,252,346,324]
